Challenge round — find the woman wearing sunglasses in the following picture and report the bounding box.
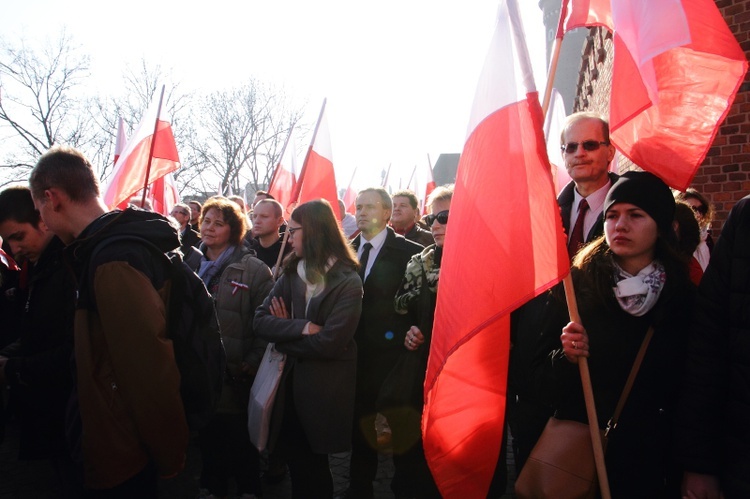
[536,172,694,497]
[381,184,453,498]
[675,188,715,273]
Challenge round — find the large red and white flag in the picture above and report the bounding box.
[561,0,747,190]
[103,87,181,210]
[422,1,569,496]
[268,130,300,213]
[292,100,339,209]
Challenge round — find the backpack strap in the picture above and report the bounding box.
[80,235,175,312]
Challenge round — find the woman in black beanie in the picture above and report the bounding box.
[536,171,694,497]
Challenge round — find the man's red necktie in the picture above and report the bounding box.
[568,199,589,259]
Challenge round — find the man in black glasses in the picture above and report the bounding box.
[507,111,620,476]
[558,111,619,258]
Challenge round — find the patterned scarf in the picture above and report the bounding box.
[612,260,666,317]
[198,245,236,288]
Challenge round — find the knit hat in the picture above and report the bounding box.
[604,171,674,234]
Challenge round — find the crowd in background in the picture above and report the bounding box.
[0,110,748,499]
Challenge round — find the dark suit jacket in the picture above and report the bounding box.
[180,225,201,250]
[557,172,620,242]
[352,227,423,360]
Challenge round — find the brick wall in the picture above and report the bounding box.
[573,1,750,236]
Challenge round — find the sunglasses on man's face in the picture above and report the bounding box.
[560,140,610,154]
[425,210,449,226]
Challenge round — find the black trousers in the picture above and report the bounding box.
[279,374,333,498]
[198,412,262,497]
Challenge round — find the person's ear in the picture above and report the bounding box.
[606,143,616,163]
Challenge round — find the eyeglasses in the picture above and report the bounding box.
[171,210,189,216]
[690,204,708,216]
[287,226,302,236]
[561,140,610,154]
[424,210,449,226]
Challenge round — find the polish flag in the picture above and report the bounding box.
[561,0,747,190]
[381,163,392,191]
[341,167,359,215]
[147,172,180,216]
[409,159,437,215]
[114,117,127,166]
[292,99,339,210]
[422,1,569,496]
[268,129,300,214]
[103,86,181,210]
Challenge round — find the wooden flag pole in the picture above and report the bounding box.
[272,230,289,281]
[140,85,166,209]
[540,3,611,497]
[562,274,612,499]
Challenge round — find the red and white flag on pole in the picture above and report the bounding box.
[114,117,127,166]
[409,159,436,215]
[291,99,339,209]
[147,172,180,216]
[381,163,392,192]
[561,0,747,190]
[422,1,569,496]
[103,86,181,210]
[268,129,300,214]
[341,167,359,216]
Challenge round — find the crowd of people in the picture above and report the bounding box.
[0,110,748,499]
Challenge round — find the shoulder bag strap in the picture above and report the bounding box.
[605,325,654,437]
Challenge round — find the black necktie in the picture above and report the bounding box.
[359,242,372,281]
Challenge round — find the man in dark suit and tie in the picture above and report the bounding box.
[347,187,423,499]
[508,111,620,475]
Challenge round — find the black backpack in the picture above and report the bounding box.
[86,235,226,430]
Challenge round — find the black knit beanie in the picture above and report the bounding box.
[604,171,674,234]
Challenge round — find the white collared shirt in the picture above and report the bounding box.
[570,180,611,243]
[358,227,388,281]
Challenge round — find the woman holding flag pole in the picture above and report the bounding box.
[534,172,694,497]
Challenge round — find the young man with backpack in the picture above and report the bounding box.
[29,145,189,497]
